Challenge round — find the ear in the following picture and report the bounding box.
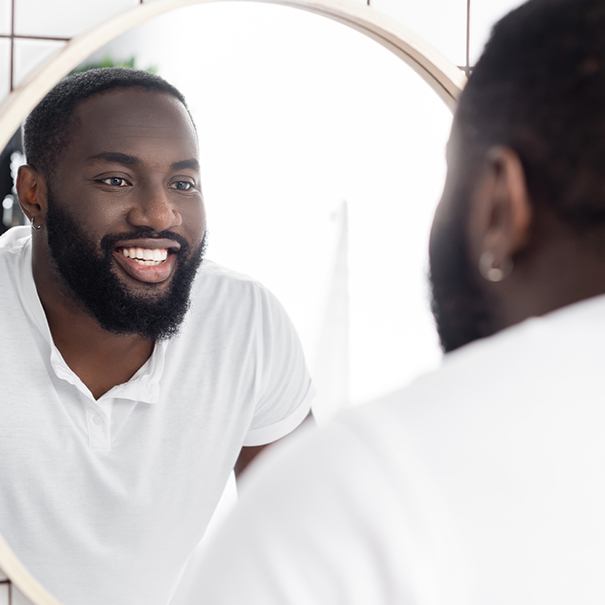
[16,165,48,226]
[467,146,533,277]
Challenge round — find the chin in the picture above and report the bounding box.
[112,270,174,301]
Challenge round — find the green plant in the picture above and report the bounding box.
[71,55,157,74]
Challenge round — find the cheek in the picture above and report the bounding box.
[80,204,129,242]
[48,192,122,244]
[181,199,206,240]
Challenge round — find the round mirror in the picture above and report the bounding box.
[0,2,463,602]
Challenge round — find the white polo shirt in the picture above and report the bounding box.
[0,226,313,605]
[174,294,605,605]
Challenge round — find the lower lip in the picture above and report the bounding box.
[112,251,177,284]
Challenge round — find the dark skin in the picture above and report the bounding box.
[17,88,305,478]
[434,132,605,330]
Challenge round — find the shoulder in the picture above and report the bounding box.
[195,259,257,283]
[190,260,270,300]
[188,260,288,318]
[333,297,605,478]
[192,259,259,289]
[0,226,31,256]
[0,227,31,287]
[365,300,604,418]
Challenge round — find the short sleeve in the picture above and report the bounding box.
[243,285,314,446]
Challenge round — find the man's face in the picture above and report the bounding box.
[44,88,206,339]
[428,131,493,353]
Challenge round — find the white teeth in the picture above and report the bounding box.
[120,247,168,264]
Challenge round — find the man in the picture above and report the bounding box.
[169,0,605,603]
[0,68,313,605]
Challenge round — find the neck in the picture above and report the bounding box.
[32,243,154,398]
[489,240,605,334]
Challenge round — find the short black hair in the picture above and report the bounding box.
[23,67,193,177]
[457,0,605,228]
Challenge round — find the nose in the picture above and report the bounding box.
[126,185,182,232]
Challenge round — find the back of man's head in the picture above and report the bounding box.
[429,0,605,353]
[23,67,190,178]
[458,0,605,231]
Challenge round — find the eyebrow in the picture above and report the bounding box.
[86,152,199,172]
[171,158,200,171]
[86,151,139,166]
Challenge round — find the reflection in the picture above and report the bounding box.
[2,66,313,605]
[0,3,453,604]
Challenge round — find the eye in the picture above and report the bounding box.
[98,176,130,188]
[170,180,195,192]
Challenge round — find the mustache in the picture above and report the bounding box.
[100,228,191,256]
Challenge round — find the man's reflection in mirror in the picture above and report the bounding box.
[0,67,313,605]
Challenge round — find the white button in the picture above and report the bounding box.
[92,414,103,426]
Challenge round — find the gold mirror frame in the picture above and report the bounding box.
[0,0,464,602]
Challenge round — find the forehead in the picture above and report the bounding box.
[64,88,198,164]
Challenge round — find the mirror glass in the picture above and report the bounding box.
[80,2,453,422]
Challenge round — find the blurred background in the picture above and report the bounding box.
[0,0,524,422]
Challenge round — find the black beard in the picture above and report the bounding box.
[428,185,494,353]
[45,193,205,340]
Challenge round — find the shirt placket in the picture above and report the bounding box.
[85,401,112,451]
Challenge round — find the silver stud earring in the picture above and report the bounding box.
[31,219,42,231]
[478,251,512,283]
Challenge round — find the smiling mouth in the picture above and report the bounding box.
[120,246,169,266]
[111,239,182,284]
